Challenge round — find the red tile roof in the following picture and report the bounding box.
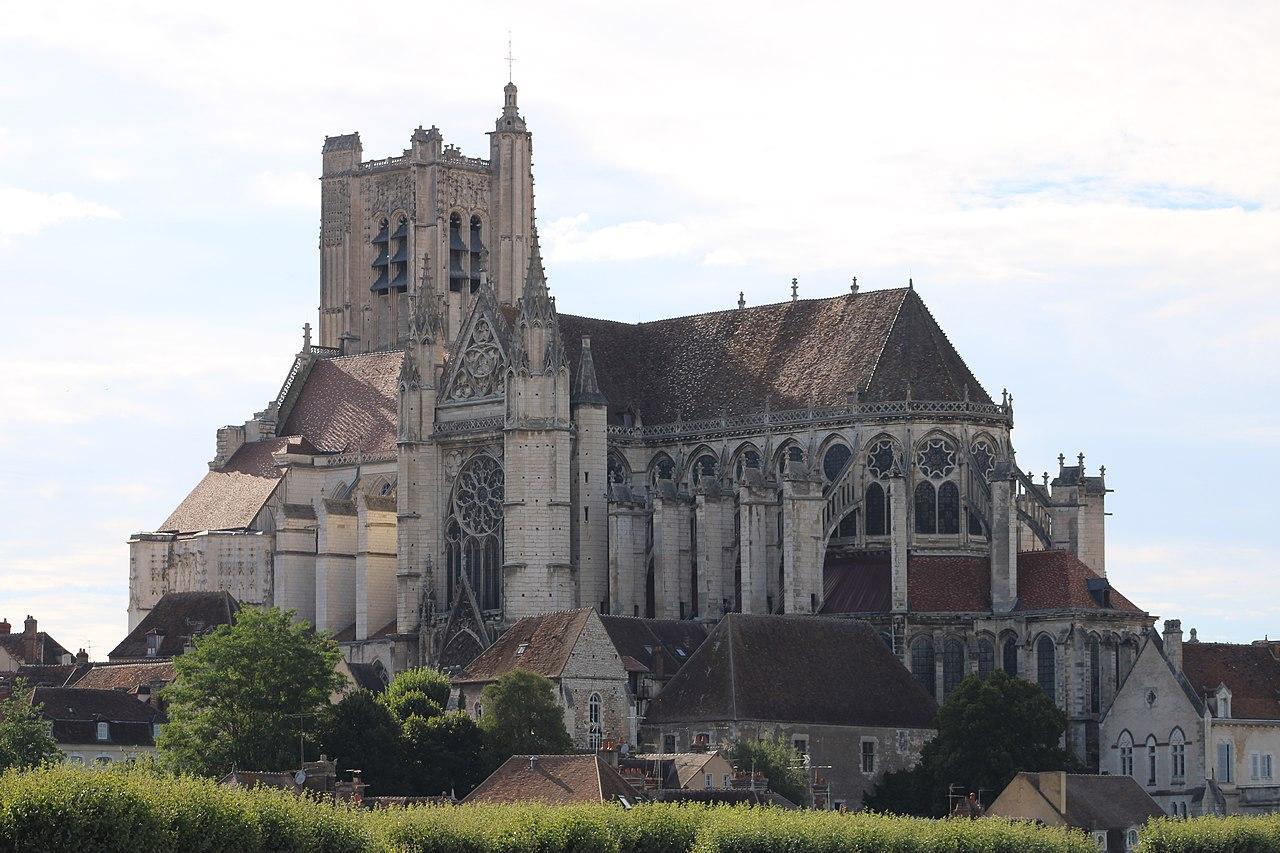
[1183,642,1280,720]
[454,609,593,684]
[279,351,403,453]
[1015,551,1142,612]
[74,661,177,692]
[463,755,644,805]
[158,439,285,533]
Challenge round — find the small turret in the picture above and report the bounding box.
[573,336,607,406]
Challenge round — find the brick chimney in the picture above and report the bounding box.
[0,618,9,635]
[1163,619,1184,673]
[22,616,38,663]
[75,648,89,665]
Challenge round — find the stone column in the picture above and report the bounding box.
[608,496,649,617]
[314,497,357,635]
[888,474,909,613]
[274,503,318,627]
[781,469,826,614]
[738,476,776,614]
[356,495,398,640]
[695,487,734,620]
[651,483,693,619]
[989,468,1019,612]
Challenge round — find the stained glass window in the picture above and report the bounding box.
[938,481,960,534]
[822,443,852,483]
[447,455,504,611]
[916,438,957,479]
[911,637,936,700]
[866,439,898,479]
[977,639,995,679]
[1002,637,1019,676]
[914,481,937,533]
[971,439,996,480]
[1037,636,1056,704]
[943,639,966,698]
[865,482,887,536]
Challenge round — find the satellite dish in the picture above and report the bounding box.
[294,770,307,786]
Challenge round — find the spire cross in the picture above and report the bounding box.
[506,32,515,83]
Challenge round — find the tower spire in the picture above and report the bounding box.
[506,31,515,84]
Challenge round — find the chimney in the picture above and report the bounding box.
[1040,771,1068,816]
[598,740,620,768]
[1163,619,1184,672]
[23,615,36,637]
[22,616,38,663]
[75,648,89,665]
[0,618,9,635]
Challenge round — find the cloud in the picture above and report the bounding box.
[0,187,118,238]
[542,214,700,263]
[252,170,317,209]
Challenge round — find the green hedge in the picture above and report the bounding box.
[1139,814,1280,853]
[0,766,1104,853]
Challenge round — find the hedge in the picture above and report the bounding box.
[0,766,1122,853]
[1140,814,1280,853]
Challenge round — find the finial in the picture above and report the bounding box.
[790,277,798,302]
[303,322,312,352]
[1001,388,1008,406]
[1099,464,1106,477]
[737,291,745,310]
[1078,452,1085,471]
[851,275,859,295]
[1042,472,1048,486]
[908,277,914,290]
[506,31,515,83]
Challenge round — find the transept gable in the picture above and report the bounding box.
[440,282,512,404]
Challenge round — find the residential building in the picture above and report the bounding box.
[986,771,1165,852]
[108,591,238,661]
[28,686,166,766]
[626,750,735,792]
[0,616,72,670]
[463,754,645,806]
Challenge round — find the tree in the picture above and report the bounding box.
[865,670,1079,816]
[0,681,62,772]
[402,711,490,796]
[158,607,343,777]
[381,667,451,710]
[729,735,809,806]
[477,670,572,759]
[314,689,406,795]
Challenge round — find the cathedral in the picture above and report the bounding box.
[128,83,1153,766]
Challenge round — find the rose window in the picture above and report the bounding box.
[916,439,956,480]
[453,455,504,536]
[971,440,996,481]
[866,439,899,479]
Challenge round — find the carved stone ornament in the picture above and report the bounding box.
[443,449,465,481]
[446,318,505,401]
[321,179,350,247]
[445,170,490,211]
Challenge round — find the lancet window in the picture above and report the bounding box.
[914,437,960,534]
[911,636,936,700]
[444,454,504,611]
[822,442,852,483]
[865,482,889,536]
[1037,635,1057,704]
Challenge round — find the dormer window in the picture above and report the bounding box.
[145,630,162,657]
[516,642,529,656]
[1216,686,1232,719]
[96,721,109,742]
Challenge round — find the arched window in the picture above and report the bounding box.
[1118,731,1134,777]
[607,452,631,487]
[1089,637,1102,714]
[822,443,852,483]
[691,453,718,486]
[937,481,959,534]
[1146,735,1158,786]
[1170,729,1186,781]
[911,637,936,699]
[446,455,504,611]
[468,215,485,292]
[970,438,996,480]
[866,438,898,479]
[1002,637,1019,676]
[589,692,602,725]
[734,446,762,480]
[914,481,937,534]
[588,691,603,748]
[1037,635,1057,704]
[865,482,888,536]
[650,453,675,484]
[448,212,466,292]
[943,639,966,698]
[977,639,995,679]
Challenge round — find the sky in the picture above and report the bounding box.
[1,1,1277,660]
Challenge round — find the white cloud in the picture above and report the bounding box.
[0,187,118,238]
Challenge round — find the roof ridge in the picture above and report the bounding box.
[726,614,739,721]
[563,288,907,329]
[907,288,991,403]
[865,289,912,395]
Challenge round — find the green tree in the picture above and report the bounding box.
[402,711,490,796]
[866,670,1079,816]
[0,681,62,772]
[729,735,809,806]
[477,670,572,759]
[314,689,406,795]
[381,667,451,710]
[157,607,343,777]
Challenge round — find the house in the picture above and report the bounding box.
[109,591,239,660]
[626,750,735,792]
[73,660,178,706]
[1100,620,1280,816]
[0,616,72,670]
[986,771,1165,852]
[597,615,709,719]
[28,686,167,766]
[462,754,645,806]
[452,608,634,749]
[333,658,390,702]
[639,613,938,809]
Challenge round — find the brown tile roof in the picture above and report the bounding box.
[560,288,990,425]
[158,439,286,533]
[462,755,645,805]
[992,772,1165,830]
[31,686,166,746]
[821,550,1144,615]
[643,614,937,729]
[598,616,709,678]
[0,628,71,667]
[655,788,798,808]
[108,592,239,660]
[73,661,177,693]
[279,351,403,453]
[1183,641,1280,720]
[453,609,593,684]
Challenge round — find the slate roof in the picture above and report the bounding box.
[30,686,166,746]
[74,661,177,693]
[278,351,403,454]
[1183,641,1280,720]
[109,592,239,660]
[643,614,937,729]
[453,609,593,684]
[561,288,990,424]
[821,549,1144,615]
[157,438,287,534]
[598,616,710,679]
[463,755,645,805]
[992,772,1165,830]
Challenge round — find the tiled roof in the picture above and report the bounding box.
[821,549,1144,615]
[462,755,645,805]
[74,661,177,693]
[643,614,937,729]
[0,664,87,696]
[0,630,71,667]
[453,609,592,684]
[656,788,798,808]
[31,686,166,746]
[560,288,990,425]
[598,616,710,679]
[993,772,1165,830]
[279,351,403,454]
[157,439,286,533]
[631,751,722,788]
[1183,641,1280,720]
[108,591,239,660]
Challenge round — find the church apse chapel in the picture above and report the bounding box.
[128,83,1152,767]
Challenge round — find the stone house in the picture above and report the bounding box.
[452,608,633,749]
[627,750,735,791]
[986,771,1164,852]
[29,686,166,766]
[463,754,645,805]
[0,616,72,670]
[1100,620,1280,816]
[640,613,937,810]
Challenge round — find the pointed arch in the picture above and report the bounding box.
[649,452,676,484]
[607,450,632,487]
[772,438,805,477]
[686,444,720,486]
[820,436,853,484]
[731,442,762,481]
[863,434,901,480]
[445,453,504,611]
[1036,634,1057,704]
[865,481,888,536]
[441,296,509,402]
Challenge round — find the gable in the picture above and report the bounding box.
[441,288,511,404]
[1102,635,1202,736]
